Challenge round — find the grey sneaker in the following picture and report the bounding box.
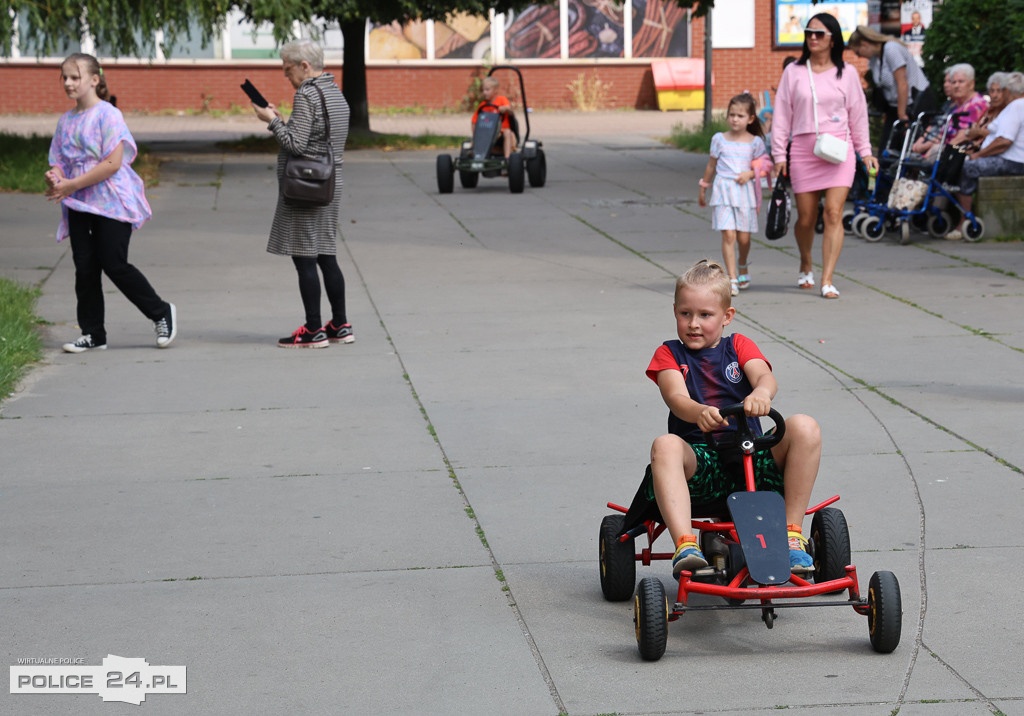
[63,335,107,353]
[323,321,354,344]
[154,303,177,348]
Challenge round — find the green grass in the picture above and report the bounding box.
[666,116,729,153]
[0,278,44,403]
[0,132,160,193]
[0,133,51,193]
[216,130,464,154]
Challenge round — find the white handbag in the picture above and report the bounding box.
[808,66,849,164]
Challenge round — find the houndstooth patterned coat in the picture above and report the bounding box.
[266,73,350,257]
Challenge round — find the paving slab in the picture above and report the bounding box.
[2,112,1023,714]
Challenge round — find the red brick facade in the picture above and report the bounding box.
[0,4,867,115]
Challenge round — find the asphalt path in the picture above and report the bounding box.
[2,113,1023,715]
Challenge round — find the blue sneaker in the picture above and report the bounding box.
[672,536,708,578]
[788,528,814,573]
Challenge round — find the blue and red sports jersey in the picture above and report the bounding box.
[646,334,771,442]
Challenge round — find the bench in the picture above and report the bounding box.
[977,175,1024,238]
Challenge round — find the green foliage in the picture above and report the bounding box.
[0,133,50,193]
[921,0,1024,91]
[2,0,234,59]
[0,278,44,404]
[0,133,159,193]
[666,117,729,153]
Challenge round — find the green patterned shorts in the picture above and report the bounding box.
[644,442,785,504]
[688,442,784,502]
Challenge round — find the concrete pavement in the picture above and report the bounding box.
[2,111,1023,715]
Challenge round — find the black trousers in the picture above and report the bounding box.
[68,209,169,344]
[292,254,347,330]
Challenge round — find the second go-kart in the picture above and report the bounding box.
[599,404,902,661]
[436,65,546,194]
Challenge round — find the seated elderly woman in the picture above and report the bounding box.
[945,71,1024,240]
[911,64,988,160]
[951,72,1019,150]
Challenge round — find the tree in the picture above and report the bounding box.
[2,1,719,132]
[920,0,1024,91]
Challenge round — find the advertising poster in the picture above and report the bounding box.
[775,0,869,47]
[368,14,492,60]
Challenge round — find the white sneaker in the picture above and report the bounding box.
[63,335,107,353]
[154,303,177,348]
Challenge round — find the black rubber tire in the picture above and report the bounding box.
[599,515,636,602]
[863,216,885,242]
[726,541,747,605]
[868,571,902,653]
[927,211,952,238]
[964,217,985,242]
[634,577,668,661]
[459,169,479,189]
[842,208,856,234]
[527,149,547,187]
[508,153,525,193]
[436,154,454,194]
[811,507,851,590]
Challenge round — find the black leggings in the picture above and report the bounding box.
[68,209,169,344]
[292,254,347,330]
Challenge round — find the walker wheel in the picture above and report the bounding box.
[862,216,885,242]
[963,217,985,242]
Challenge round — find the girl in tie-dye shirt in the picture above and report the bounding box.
[46,53,176,353]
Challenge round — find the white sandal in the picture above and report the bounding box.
[730,279,739,297]
[798,271,815,289]
[820,283,840,299]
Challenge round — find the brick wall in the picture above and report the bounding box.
[0,0,869,116]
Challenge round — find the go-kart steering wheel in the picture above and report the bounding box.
[703,403,785,454]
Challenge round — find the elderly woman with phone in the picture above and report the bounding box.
[251,39,354,348]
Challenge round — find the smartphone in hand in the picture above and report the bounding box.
[241,79,269,108]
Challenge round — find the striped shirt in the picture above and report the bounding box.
[267,73,350,257]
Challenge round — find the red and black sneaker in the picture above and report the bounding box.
[323,321,354,344]
[278,325,329,349]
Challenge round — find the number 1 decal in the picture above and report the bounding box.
[755,534,766,548]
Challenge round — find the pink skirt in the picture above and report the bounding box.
[788,132,856,194]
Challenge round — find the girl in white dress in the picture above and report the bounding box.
[698,93,767,296]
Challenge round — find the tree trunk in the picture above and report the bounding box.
[341,20,370,134]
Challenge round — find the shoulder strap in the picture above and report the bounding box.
[309,83,332,150]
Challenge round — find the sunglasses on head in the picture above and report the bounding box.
[804,29,828,39]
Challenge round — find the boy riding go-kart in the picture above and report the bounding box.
[436,66,546,194]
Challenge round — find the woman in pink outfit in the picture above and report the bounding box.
[772,13,878,299]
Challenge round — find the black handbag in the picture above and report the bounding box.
[281,84,336,207]
[765,174,791,241]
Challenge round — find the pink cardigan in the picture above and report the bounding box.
[771,61,873,161]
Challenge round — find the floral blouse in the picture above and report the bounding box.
[48,101,151,242]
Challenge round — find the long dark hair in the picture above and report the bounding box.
[727,93,766,140]
[797,13,846,78]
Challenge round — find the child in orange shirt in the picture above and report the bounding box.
[472,77,514,158]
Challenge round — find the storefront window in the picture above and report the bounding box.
[631,0,689,57]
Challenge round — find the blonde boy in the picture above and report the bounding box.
[471,76,514,158]
[646,260,822,576]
